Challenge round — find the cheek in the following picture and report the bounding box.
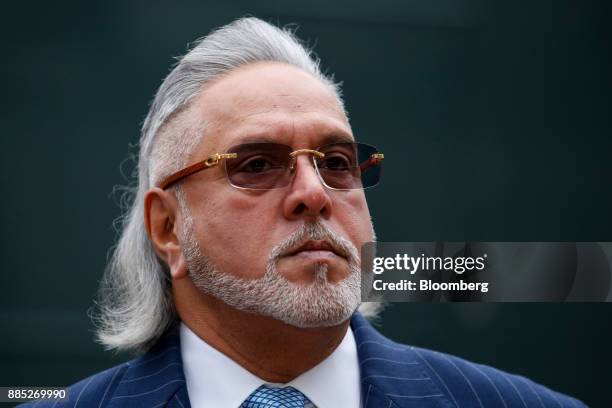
[332,191,374,247]
[223,191,282,234]
[189,191,279,278]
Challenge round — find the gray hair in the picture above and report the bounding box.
[94,17,380,353]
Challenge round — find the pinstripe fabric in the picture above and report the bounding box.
[19,314,587,408]
[18,325,190,408]
[352,313,588,408]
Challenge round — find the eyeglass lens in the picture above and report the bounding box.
[224,142,382,190]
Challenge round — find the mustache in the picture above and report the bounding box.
[270,220,360,264]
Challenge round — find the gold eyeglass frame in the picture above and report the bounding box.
[157,145,384,190]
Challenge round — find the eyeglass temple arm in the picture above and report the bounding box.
[157,153,237,190]
[359,153,385,173]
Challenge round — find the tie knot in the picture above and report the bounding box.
[241,385,311,408]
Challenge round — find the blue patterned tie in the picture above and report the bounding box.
[241,385,311,408]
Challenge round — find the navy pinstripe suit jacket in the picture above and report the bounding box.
[20,313,586,407]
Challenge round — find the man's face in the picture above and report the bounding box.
[177,62,375,325]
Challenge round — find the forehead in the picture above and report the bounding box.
[189,62,352,154]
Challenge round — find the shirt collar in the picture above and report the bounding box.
[180,322,361,408]
[286,325,361,408]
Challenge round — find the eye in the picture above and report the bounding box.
[236,157,277,173]
[320,153,352,171]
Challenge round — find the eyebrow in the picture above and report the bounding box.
[319,133,355,146]
[227,132,355,149]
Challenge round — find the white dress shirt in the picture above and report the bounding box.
[180,322,361,408]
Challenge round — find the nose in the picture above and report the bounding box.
[282,154,333,220]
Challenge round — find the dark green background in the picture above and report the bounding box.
[1,1,610,406]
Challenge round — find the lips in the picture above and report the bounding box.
[286,239,347,260]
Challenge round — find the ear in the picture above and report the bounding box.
[144,187,188,279]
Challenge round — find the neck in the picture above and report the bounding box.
[173,277,350,383]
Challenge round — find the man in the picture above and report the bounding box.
[21,17,585,408]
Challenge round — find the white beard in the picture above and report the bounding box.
[180,217,364,328]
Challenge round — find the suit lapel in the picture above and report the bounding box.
[351,313,452,408]
[103,315,451,408]
[166,386,190,408]
[107,325,191,408]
